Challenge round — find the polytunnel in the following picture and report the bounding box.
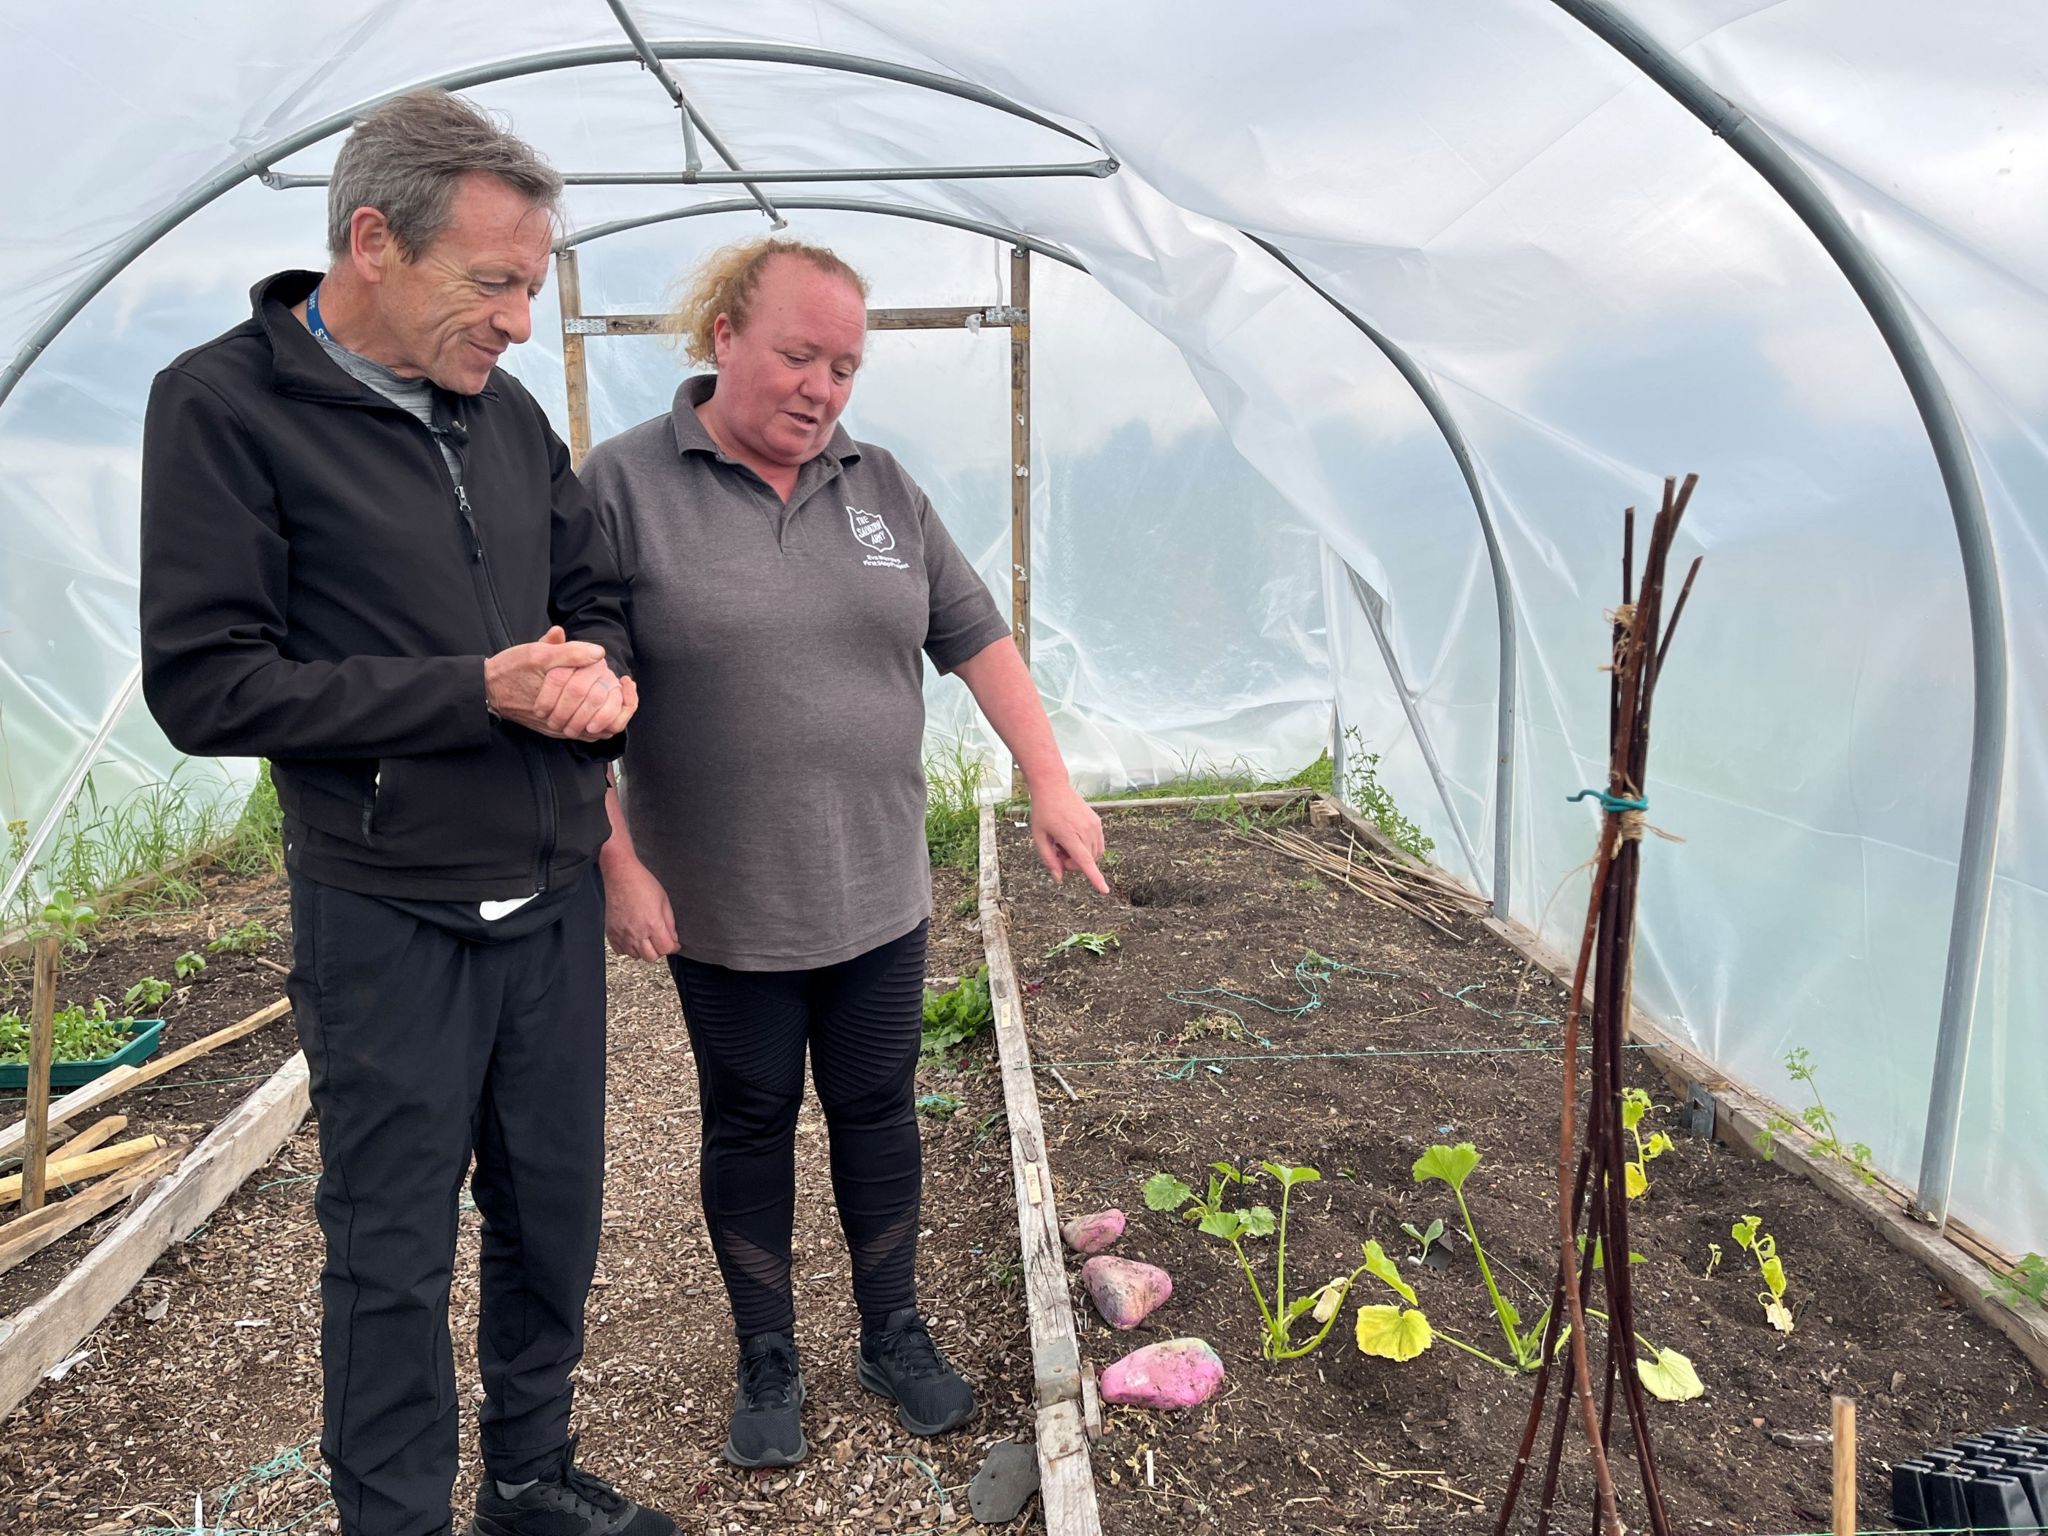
[2,0,2044,1310]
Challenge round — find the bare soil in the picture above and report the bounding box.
[0,861,1037,1534]
[997,805,2048,1536]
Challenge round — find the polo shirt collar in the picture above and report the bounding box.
[668,373,862,469]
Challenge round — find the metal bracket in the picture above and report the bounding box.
[1680,1081,1717,1139]
[979,305,1027,326]
[562,317,609,336]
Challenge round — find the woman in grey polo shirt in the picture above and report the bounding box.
[581,238,1106,1469]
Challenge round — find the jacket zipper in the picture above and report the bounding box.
[455,482,559,894]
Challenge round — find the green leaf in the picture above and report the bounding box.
[1412,1142,1481,1194]
[1759,1255,1786,1299]
[1637,1347,1704,1403]
[1261,1161,1321,1189]
[1211,1161,1244,1185]
[1198,1210,1244,1241]
[1284,1293,1320,1323]
[1620,1087,1650,1131]
[1645,1133,1675,1160]
[1731,1215,1760,1250]
[1142,1173,1193,1212]
[1354,1304,1435,1362]
[1240,1205,1277,1239]
[1362,1240,1417,1306]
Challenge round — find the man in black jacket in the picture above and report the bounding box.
[139,91,673,1536]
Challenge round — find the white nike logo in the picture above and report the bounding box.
[479,894,539,921]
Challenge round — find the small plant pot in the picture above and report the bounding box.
[0,1018,164,1089]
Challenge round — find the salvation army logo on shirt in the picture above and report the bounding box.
[846,505,896,554]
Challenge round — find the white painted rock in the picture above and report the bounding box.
[1060,1208,1126,1255]
[1082,1255,1173,1330]
[1099,1338,1225,1411]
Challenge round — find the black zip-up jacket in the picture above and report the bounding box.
[139,270,630,901]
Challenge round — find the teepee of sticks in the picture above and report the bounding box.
[1494,475,1704,1536]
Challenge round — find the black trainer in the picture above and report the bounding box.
[470,1437,676,1536]
[725,1331,808,1468]
[857,1308,975,1436]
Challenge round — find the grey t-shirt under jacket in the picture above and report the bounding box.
[581,375,1011,971]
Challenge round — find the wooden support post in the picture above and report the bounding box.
[1009,245,1032,796]
[556,247,593,470]
[21,938,58,1213]
[1831,1395,1855,1536]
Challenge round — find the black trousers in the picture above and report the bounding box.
[669,920,927,1341]
[286,870,607,1536]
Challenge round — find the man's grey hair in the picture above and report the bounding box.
[327,90,563,260]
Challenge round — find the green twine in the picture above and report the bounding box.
[1569,787,1648,813]
[130,1440,332,1536]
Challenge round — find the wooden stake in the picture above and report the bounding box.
[21,937,58,1213]
[1009,244,1032,794]
[556,247,593,470]
[0,1144,183,1278]
[1832,1395,1856,1536]
[0,1135,165,1205]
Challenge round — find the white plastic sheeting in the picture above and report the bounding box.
[1,2,2042,1254]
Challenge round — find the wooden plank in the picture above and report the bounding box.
[46,1115,125,1163]
[1034,1399,1104,1536]
[0,1145,184,1278]
[555,248,593,470]
[562,314,670,337]
[1483,912,2048,1379]
[0,997,290,1163]
[868,306,1009,331]
[1087,788,1309,813]
[0,1135,164,1205]
[563,305,1015,339]
[21,938,57,1212]
[979,806,1086,1412]
[0,1051,310,1418]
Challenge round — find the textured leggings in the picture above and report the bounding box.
[669,920,927,1340]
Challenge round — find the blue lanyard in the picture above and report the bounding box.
[305,283,330,342]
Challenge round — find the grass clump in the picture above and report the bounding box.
[924,740,986,874]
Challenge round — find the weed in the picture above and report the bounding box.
[949,892,977,920]
[915,1092,962,1120]
[37,890,98,953]
[1986,1253,2048,1313]
[124,976,174,1012]
[0,999,135,1066]
[1044,931,1117,961]
[1731,1214,1793,1332]
[1340,727,1433,860]
[1621,1088,1675,1198]
[174,950,207,981]
[1400,1218,1446,1265]
[921,966,993,1057]
[924,739,986,873]
[206,919,278,955]
[1703,1242,1723,1280]
[1757,1048,1876,1185]
[986,1252,1024,1291]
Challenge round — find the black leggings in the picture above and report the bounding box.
[670,920,928,1341]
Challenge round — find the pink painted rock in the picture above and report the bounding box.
[1099,1338,1225,1411]
[1082,1255,1174,1329]
[1060,1208,1126,1255]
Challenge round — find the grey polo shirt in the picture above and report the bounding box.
[582,375,1011,970]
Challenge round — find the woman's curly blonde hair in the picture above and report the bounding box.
[668,238,869,366]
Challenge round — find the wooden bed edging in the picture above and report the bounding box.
[977,803,1105,1536]
[1483,913,2048,1381]
[0,1048,310,1418]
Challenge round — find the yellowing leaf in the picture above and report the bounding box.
[1311,1279,1350,1324]
[1636,1348,1703,1402]
[1355,1304,1435,1362]
[1765,1299,1795,1334]
[1645,1133,1675,1160]
[1620,1088,1650,1131]
[1362,1239,1416,1306]
[1624,1163,1648,1199]
[1759,1255,1787,1299]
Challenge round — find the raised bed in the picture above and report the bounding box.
[984,797,2048,1533]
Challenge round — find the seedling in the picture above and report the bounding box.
[1731,1214,1793,1332]
[1044,931,1118,961]
[174,950,207,981]
[1144,1159,1354,1360]
[124,976,174,1011]
[1413,1142,1549,1371]
[1757,1048,1876,1185]
[1400,1217,1446,1266]
[206,919,277,955]
[1703,1242,1723,1280]
[1620,1087,1674,1198]
[37,890,98,954]
[1985,1253,2048,1313]
[0,999,134,1066]
[921,966,992,1057]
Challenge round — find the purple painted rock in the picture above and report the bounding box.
[1099,1338,1225,1411]
[1060,1208,1126,1255]
[1082,1255,1173,1330]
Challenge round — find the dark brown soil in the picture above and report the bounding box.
[999,806,2048,1536]
[0,860,1037,1535]
[0,868,300,1317]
